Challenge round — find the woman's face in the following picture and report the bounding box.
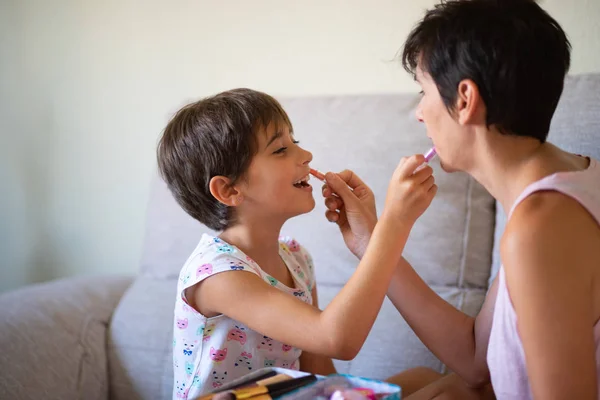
[414,67,473,173]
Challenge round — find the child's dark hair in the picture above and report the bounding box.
[157,88,292,231]
[402,0,571,142]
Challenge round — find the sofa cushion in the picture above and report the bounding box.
[140,93,496,290]
[317,284,486,378]
[107,277,487,398]
[108,276,176,400]
[0,275,132,400]
[280,95,496,292]
[491,73,600,285]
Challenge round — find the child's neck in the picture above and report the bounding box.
[218,223,288,279]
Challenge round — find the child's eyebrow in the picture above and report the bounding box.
[265,130,283,149]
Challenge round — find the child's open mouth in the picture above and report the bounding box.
[293,175,311,189]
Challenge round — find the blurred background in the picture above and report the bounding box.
[1,0,599,293]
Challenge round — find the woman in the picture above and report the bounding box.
[320,1,600,399]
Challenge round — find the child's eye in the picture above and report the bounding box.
[418,90,424,96]
[292,140,300,144]
[273,147,287,154]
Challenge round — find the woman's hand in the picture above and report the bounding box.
[321,170,377,259]
[322,156,437,258]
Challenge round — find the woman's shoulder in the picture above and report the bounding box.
[502,191,598,280]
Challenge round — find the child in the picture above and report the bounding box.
[157,88,437,398]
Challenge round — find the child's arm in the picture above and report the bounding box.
[299,287,337,376]
[194,155,436,360]
[503,192,598,399]
[197,217,411,360]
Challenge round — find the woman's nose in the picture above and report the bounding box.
[415,105,424,122]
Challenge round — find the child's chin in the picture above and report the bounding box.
[304,197,316,213]
[291,198,316,216]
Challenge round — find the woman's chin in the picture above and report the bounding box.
[440,160,459,173]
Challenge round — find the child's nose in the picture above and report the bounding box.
[301,148,313,165]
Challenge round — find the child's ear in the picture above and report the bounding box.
[209,176,244,206]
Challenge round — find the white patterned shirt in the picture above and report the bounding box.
[172,234,315,399]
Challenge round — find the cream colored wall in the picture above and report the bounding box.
[1,0,599,292]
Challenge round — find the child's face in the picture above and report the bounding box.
[236,122,315,222]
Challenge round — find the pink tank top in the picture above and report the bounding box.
[487,157,600,399]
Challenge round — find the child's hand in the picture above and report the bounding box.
[382,155,437,227]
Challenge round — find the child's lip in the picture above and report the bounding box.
[292,173,310,185]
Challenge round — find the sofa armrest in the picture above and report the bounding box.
[0,275,133,400]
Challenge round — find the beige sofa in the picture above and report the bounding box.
[1,73,598,400]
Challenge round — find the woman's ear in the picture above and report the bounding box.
[455,79,485,125]
[209,176,244,206]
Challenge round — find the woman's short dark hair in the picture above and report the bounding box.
[402,0,571,142]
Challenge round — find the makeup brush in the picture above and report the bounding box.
[211,374,317,400]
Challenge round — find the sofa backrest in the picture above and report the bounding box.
[139,92,496,298]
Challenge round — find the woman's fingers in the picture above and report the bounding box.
[325,196,344,212]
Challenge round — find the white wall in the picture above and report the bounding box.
[1,0,599,292]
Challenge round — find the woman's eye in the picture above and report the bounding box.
[273,147,287,154]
